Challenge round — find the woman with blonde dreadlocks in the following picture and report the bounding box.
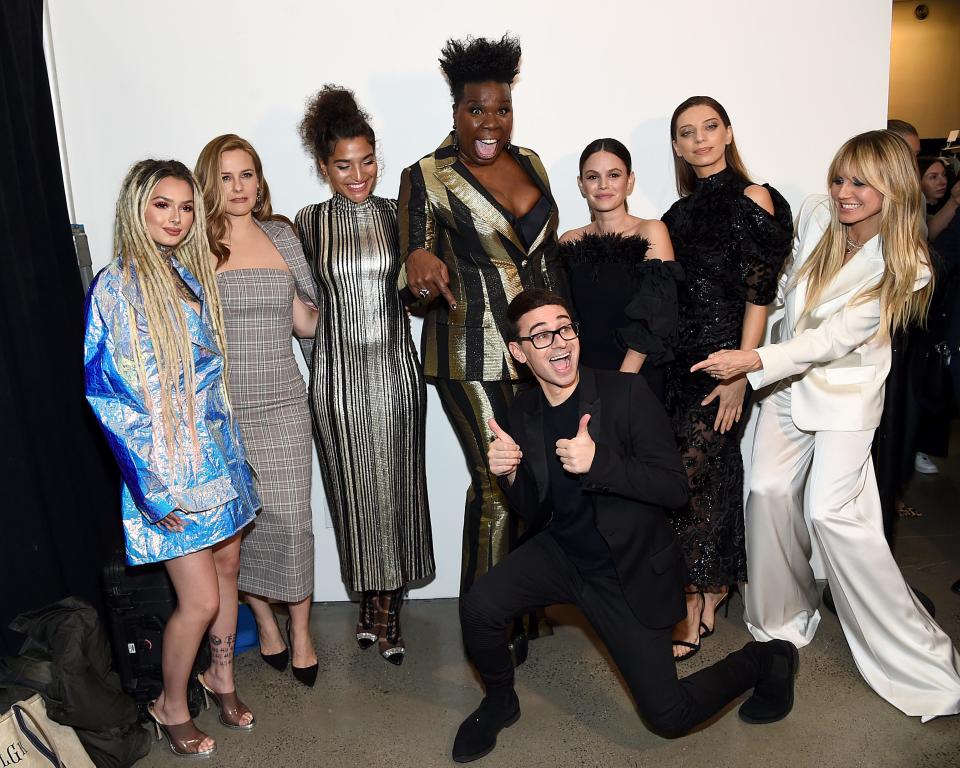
[85,159,260,757]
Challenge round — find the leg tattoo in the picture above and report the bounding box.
[209,632,236,667]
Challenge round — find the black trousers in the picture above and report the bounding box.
[461,532,767,737]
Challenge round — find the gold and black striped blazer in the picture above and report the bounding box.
[398,133,566,381]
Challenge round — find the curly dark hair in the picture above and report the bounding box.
[439,34,521,105]
[299,85,376,175]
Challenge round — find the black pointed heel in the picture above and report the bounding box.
[286,618,318,687]
[260,647,289,672]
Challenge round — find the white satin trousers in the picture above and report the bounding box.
[743,386,960,719]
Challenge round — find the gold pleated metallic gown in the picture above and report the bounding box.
[296,194,435,592]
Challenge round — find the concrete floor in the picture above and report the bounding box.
[139,464,960,767]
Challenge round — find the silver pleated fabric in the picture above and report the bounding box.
[296,194,435,592]
[218,268,315,602]
[744,386,960,719]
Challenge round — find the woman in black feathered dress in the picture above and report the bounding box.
[559,138,682,402]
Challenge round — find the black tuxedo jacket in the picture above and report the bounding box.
[499,367,688,629]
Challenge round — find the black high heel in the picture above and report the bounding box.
[286,617,318,687]
[256,613,288,671]
[672,590,703,663]
[700,584,736,638]
[356,592,378,650]
[260,646,289,672]
[378,588,406,666]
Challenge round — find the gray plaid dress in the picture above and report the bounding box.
[296,194,434,592]
[218,219,318,602]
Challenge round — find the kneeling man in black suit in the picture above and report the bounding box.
[453,289,799,763]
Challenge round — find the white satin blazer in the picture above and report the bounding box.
[746,195,930,432]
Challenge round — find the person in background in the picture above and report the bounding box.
[910,155,956,477]
[297,85,435,665]
[195,135,320,687]
[85,159,259,757]
[920,155,950,212]
[886,119,958,600]
[887,119,921,159]
[920,155,960,241]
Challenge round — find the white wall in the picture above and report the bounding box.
[47,0,892,600]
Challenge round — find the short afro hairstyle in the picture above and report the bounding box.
[299,85,375,175]
[439,34,521,105]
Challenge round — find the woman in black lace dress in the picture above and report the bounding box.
[662,97,792,660]
[559,138,681,400]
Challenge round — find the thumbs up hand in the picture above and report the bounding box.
[488,418,522,483]
[555,414,595,475]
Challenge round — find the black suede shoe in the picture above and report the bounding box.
[452,691,521,763]
[739,640,799,724]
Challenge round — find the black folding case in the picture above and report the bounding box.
[101,555,209,717]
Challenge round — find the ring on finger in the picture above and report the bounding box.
[418,287,431,299]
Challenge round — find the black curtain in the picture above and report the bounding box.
[0,0,120,655]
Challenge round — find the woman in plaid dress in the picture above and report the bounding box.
[196,135,320,687]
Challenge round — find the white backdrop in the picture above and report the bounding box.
[47,0,892,599]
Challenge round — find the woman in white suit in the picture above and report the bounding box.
[693,130,960,720]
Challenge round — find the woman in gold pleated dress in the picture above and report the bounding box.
[296,85,435,665]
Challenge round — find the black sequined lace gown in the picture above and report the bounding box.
[559,232,683,401]
[662,169,792,588]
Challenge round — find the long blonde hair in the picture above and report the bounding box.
[796,130,933,339]
[114,159,230,456]
[194,134,288,266]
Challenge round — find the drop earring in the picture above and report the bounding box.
[253,186,263,213]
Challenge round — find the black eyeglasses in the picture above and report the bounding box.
[516,322,580,349]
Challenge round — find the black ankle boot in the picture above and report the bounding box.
[452,689,520,763]
[739,640,799,724]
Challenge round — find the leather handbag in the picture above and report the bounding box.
[0,694,94,767]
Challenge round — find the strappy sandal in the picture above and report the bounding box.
[672,590,704,663]
[146,700,216,759]
[356,591,379,650]
[196,672,256,731]
[378,588,406,666]
[700,585,735,638]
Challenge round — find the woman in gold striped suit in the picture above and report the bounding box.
[398,35,567,657]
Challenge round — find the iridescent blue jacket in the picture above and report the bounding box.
[84,256,258,564]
